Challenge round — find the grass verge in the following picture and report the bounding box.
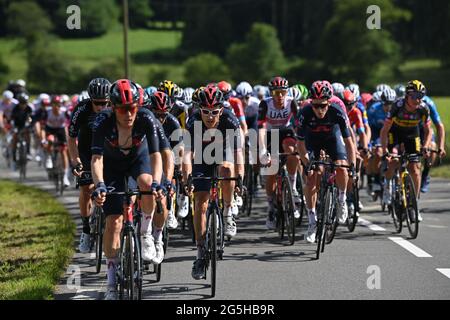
[0,180,75,300]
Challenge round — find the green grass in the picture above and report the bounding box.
[0,180,75,300]
[430,97,450,178]
[0,28,183,87]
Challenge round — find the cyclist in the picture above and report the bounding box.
[394,84,406,99]
[297,81,356,243]
[258,76,301,229]
[366,88,396,197]
[159,80,190,130]
[0,90,17,134]
[347,83,372,143]
[183,87,195,116]
[420,93,446,192]
[40,95,71,187]
[68,78,111,253]
[219,81,248,136]
[183,85,244,279]
[380,80,432,221]
[332,82,345,101]
[7,79,28,99]
[293,84,310,106]
[91,79,165,300]
[253,84,270,101]
[147,91,186,229]
[10,93,34,164]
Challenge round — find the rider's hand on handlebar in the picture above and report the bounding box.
[92,182,107,206]
[72,162,83,177]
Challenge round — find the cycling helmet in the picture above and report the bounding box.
[198,85,224,109]
[218,81,233,99]
[331,83,345,98]
[174,87,184,101]
[394,84,406,98]
[2,90,14,100]
[294,84,310,101]
[51,95,62,105]
[406,80,426,96]
[150,91,171,113]
[192,87,205,105]
[183,87,195,105]
[310,81,333,100]
[343,89,357,106]
[88,78,111,100]
[376,83,391,93]
[347,83,360,98]
[288,87,302,102]
[236,81,253,97]
[16,79,26,87]
[381,88,397,103]
[78,91,90,103]
[158,80,179,100]
[268,76,289,91]
[110,79,140,105]
[372,91,383,102]
[60,94,70,104]
[17,93,29,104]
[253,85,269,99]
[145,86,157,96]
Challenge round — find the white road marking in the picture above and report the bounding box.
[358,218,387,231]
[71,288,101,300]
[423,225,447,229]
[436,269,450,279]
[388,237,432,258]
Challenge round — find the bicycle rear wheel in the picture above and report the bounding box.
[119,230,141,300]
[296,172,306,227]
[347,181,359,233]
[95,207,104,274]
[282,176,295,245]
[315,188,327,260]
[404,174,419,239]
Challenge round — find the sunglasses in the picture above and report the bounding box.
[114,103,138,114]
[407,92,425,100]
[153,110,168,117]
[92,100,109,107]
[312,103,329,110]
[200,108,222,116]
[271,90,288,96]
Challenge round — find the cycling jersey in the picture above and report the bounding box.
[258,96,298,130]
[228,97,246,123]
[422,96,441,125]
[11,104,34,130]
[171,100,189,129]
[160,112,183,150]
[68,100,100,162]
[243,96,260,119]
[385,98,431,138]
[186,108,242,192]
[356,102,369,125]
[92,108,164,160]
[297,103,351,161]
[347,107,365,134]
[42,107,69,129]
[367,102,388,142]
[0,98,18,121]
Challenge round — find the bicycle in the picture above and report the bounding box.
[187,169,242,298]
[346,157,362,233]
[386,152,424,239]
[103,177,160,300]
[47,136,65,195]
[14,127,29,181]
[307,158,351,260]
[241,137,256,217]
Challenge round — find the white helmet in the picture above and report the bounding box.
[347,84,360,99]
[78,90,90,103]
[16,79,26,87]
[376,84,391,93]
[183,87,195,105]
[288,87,302,102]
[236,81,253,97]
[381,88,397,103]
[2,90,14,100]
[332,83,345,96]
[372,91,383,102]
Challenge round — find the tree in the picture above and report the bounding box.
[319,0,410,88]
[0,54,9,83]
[55,0,119,38]
[183,53,231,87]
[226,23,286,84]
[126,0,154,29]
[6,1,53,42]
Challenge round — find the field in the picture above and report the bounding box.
[0,180,75,299]
[0,27,183,87]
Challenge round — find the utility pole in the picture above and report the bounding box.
[123,0,130,78]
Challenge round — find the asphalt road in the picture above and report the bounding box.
[1,159,450,300]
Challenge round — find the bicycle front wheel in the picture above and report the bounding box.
[404,174,419,239]
[206,205,218,298]
[390,176,403,233]
[315,188,327,260]
[325,187,338,245]
[95,207,104,274]
[282,176,295,245]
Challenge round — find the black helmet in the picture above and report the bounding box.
[88,78,111,100]
[17,93,29,104]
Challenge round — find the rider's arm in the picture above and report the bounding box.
[257,100,268,155]
[337,108,356,165]
[68,136,80,166]
[91,155,104,186]
[380,120,393,155]
[422,118,432,150]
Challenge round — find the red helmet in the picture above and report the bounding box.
[198,85,224,109]
[110,79,140,105]
[343,90,357,107]
[218,81,232,96]
[51,95,62,105]
[310,81,333,100]
[150,91,171,113]
[268,76,289,90]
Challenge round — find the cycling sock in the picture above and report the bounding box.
[141,214,153,235]
[289,173,297,191]
[153,228,163,242]
[339,190,346,203]
[308,209,316,224]
[196,245,204,259]
[422,164,430,183]
[81,216,90,234]
[106,258,118,287]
